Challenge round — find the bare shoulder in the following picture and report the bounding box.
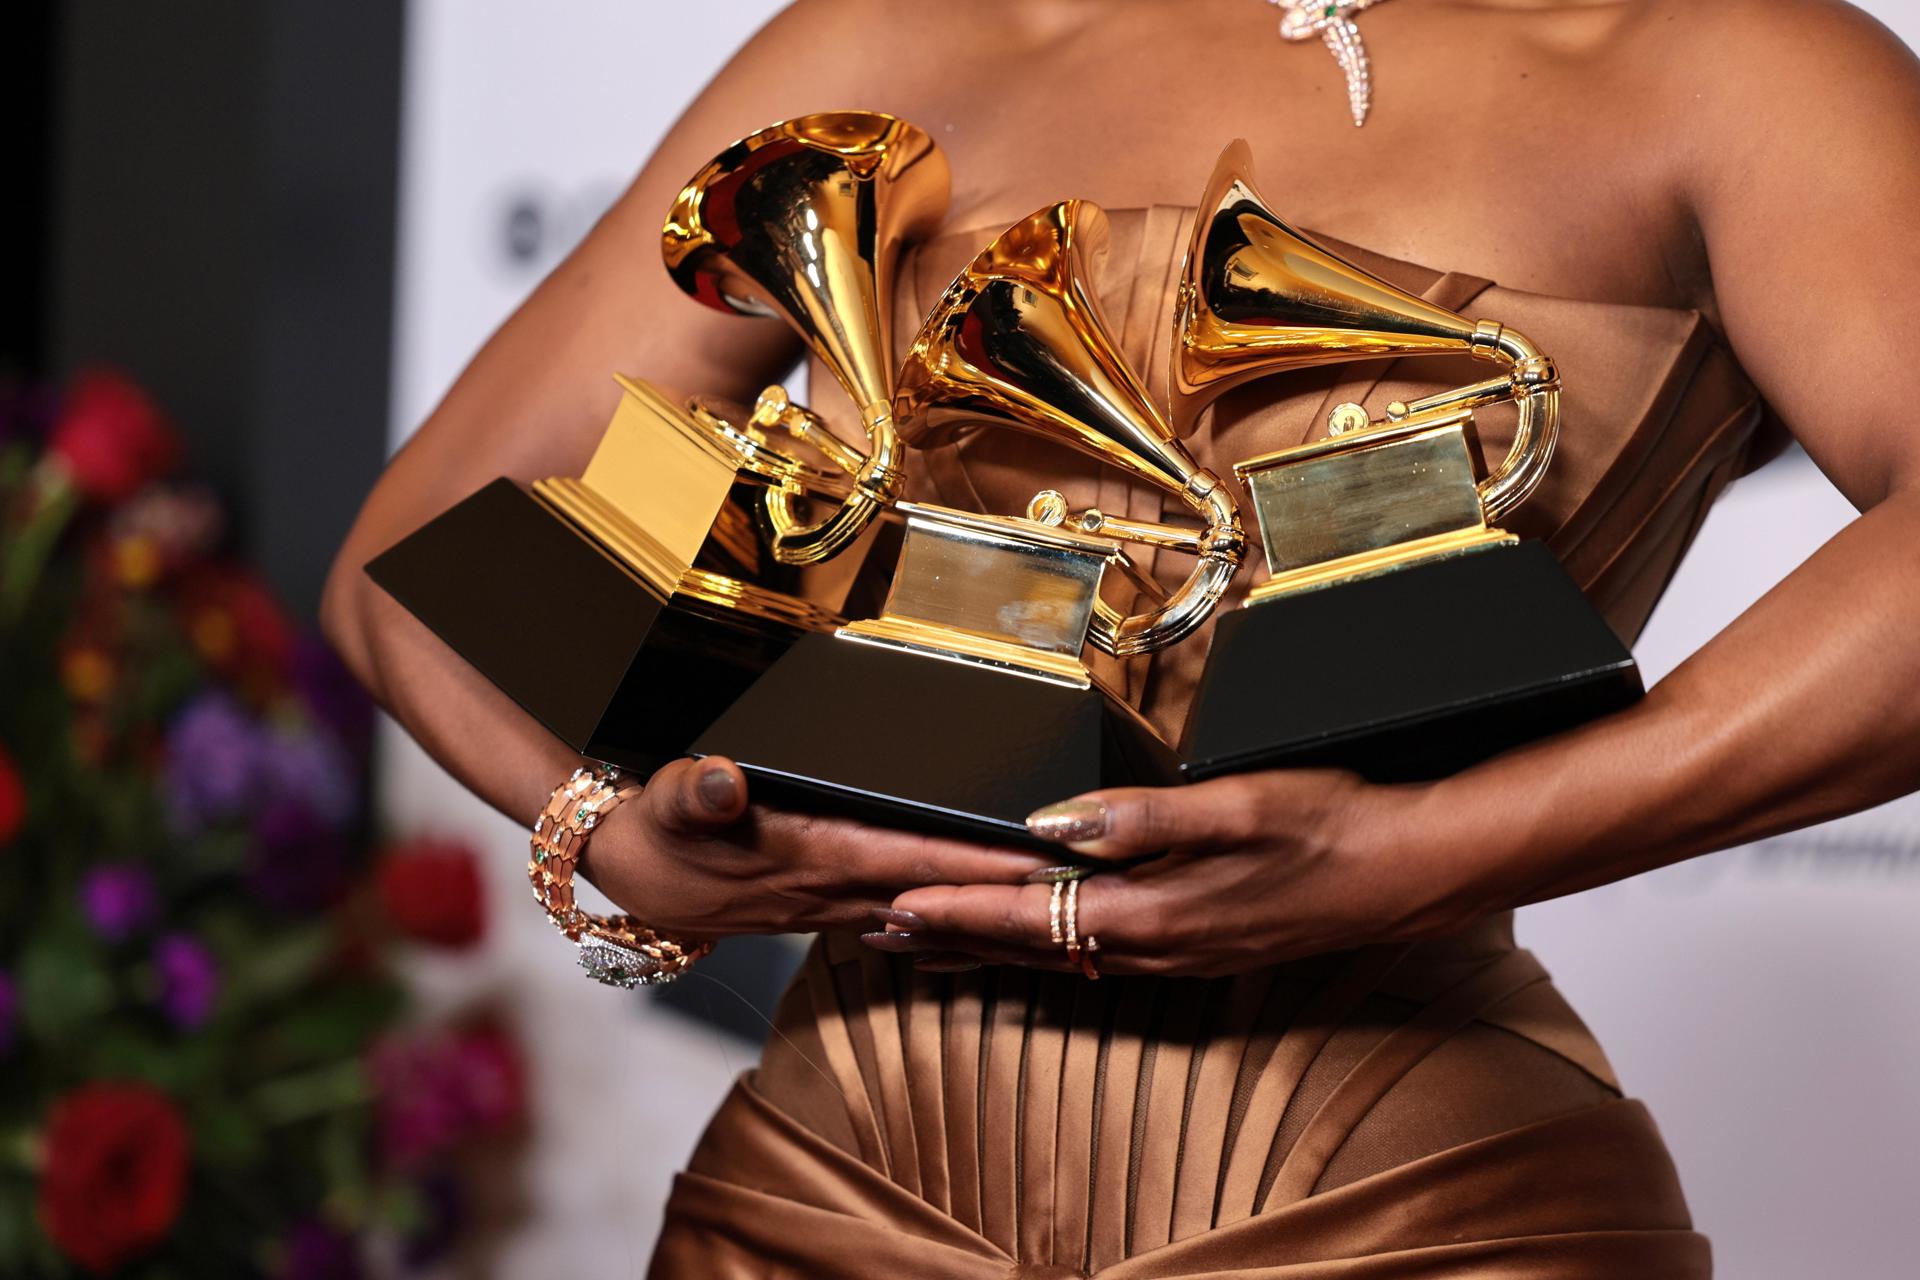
[1636,0,1920,214]
[739,0,1003,95]
[1678,0,1915,62]
[708,0,1040,190]
[1619,0,1920,122]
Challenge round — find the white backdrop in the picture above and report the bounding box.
[384,2,1920,1274]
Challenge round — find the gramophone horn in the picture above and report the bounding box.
[664,111,950,563]
[1172,141,1560,521]
[895,199,1244,657]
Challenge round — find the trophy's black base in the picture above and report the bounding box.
[692,632,1181,849]
[1182,540,1642,783]
[366,479,798,777]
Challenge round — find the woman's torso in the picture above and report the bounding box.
[658,5,1756,1273]
[715,203,1754,1271]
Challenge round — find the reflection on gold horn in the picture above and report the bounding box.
[895,200,1244,657]
[663,111,950,563]
[1172,140,1560,522]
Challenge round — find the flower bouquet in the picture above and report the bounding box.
[0,372,520,1277]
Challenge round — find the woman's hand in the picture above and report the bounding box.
[863,769,1489,978]
[583,756,1053,941]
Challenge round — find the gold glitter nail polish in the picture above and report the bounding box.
[1025,798,1108,843]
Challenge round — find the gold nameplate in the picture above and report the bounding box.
[1236,412,1515,601]
[840,502,1118,686]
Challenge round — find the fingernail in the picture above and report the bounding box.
[872,908,925,930]
[1026,864,1094,884]
[697,766,740,813]
[1026,799,1108,843]
[913,952,982,973]
[860,930,921,953]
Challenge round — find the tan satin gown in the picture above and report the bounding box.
[649,208,1764,1278]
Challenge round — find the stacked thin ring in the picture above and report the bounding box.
[1048,878,1103,980]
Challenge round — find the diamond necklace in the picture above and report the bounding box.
[1268,0,1393,127]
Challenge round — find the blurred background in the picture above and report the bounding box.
[4,1,1917,1276]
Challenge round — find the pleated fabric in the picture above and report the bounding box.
[651,926,1707,1278]
[647,211,1755,1275]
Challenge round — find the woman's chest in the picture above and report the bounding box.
[877,1,1704,315]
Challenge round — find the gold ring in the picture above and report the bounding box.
[1064,877,1081,953]
[1062,878,1102,979]
[1078,936,1102,981]
[1049,880,1066,946]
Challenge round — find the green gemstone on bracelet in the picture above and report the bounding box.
[574,807,589,823]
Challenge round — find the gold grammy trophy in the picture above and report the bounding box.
[366,112,947,774]
[1175,143,1641,781]
[692,200,1246,844]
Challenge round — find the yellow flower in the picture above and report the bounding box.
[191,608,237,663]
[112,535,162,590]
[60,647,116,703]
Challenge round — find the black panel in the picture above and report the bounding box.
[694,632,1180,848]
[2,2,54,377]
[50,0,401,618]
[1181,540,1643,782]
[366,480,796,776]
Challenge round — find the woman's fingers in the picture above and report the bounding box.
[642,756,750,834]
[823,825,1054,889]
[1023,770,1355,859]
[1024,782,1261,857]
[885,880,1128,951]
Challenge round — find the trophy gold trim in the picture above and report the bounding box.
[692,201,1245,845]
[1175,143,1641,782]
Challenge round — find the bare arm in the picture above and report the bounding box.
[323,3,1045,934]
[325,6,836,821]
[884,0,1920,973]
[1445,0,1920,903]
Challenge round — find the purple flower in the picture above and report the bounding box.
[164,693,262,830]
[79,864,157,941]
[365,1026,524,1171]
[154,934,219,1029]
[247,800,352,914]
[293,636,373,758]
[0,970,17,1054]
[281,1218,363,1280]
[256,725,357,829]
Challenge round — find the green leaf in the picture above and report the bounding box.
[17,927,115,1046]
[0,471,78,623]
[373,1177,428,1235]
[251,1059,368,1127]
[0,1181,29,1275]
[270,982,403,1065]
[190,1099,264,1170]
[84,1028,220,1093]
[210,921,333,1012]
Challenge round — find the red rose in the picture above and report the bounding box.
[376,839,486,949]
[173,565,295,701]
[0,740,23,847]
[37,1083,190,1273]
[47,370,182,505]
